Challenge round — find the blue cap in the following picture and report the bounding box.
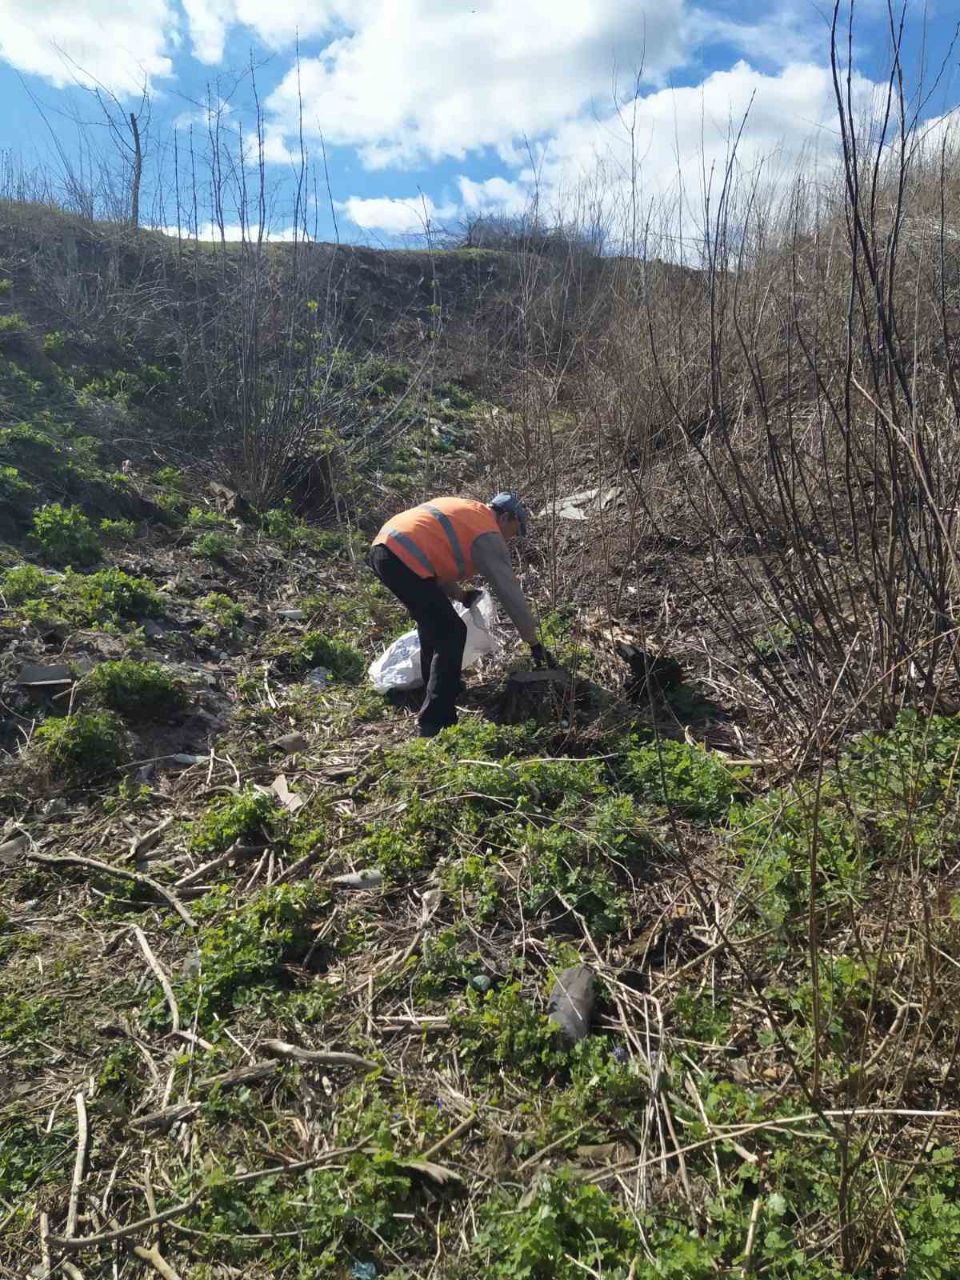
[489,491,530,535]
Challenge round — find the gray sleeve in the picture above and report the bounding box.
[472,532,537,643]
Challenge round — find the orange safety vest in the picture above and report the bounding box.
[373,497,499,584]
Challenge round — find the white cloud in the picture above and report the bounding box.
[913,108,960,157]
[457,176,531,217]
[265,0,689,168]
[0,0,177,93]
[341,193,455,235]
[688,0,824,68]
[182,0,346,65]
[343,61,881,246]
[513,60,878,242]
[156,219,303,240]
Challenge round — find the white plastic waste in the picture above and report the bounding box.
[368,589,500,692]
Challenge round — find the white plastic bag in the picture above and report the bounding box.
[368,589,500,692]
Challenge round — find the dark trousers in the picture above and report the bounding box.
[368,544,467,731]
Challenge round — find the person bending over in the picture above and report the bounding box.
[369,492,551,736]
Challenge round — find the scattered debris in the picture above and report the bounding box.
[271,731,310,754]
[261,1039,382,1073]
[547,964,595,1046]
[0,833,28,865]
[329,869,383,890]
[616,642,684,698]
[129,1102,201,1133]
[209,481,252,518]
[271,773,305,813]
[501,666,573,723]
[539,486,621,522]
[15,662,73,688]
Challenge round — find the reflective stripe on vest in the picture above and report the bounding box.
[372,497,500,581]
[422,504,467,578]
[383,526,437,576]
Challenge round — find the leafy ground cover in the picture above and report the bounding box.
[1,236,959,1280]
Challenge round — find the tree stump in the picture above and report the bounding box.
[500,667,574,724]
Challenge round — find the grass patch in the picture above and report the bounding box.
[155,883,329,1027]
[33,710,126,780]
[7,565,162,628]
[84,659,186,722]
[189,786,284,855]
[282,631,365,683]
[622,737,745,821]
[30,502,100,567]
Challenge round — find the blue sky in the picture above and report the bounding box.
[0,1,956,245]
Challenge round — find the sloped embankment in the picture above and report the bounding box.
[1,213,960,1279]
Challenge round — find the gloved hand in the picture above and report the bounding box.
[530,642,558,669]
[460,587,483,609]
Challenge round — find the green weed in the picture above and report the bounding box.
[98,516,135,542]
[0,464,35,503]
[452,980,566,1081]
[187,505,229,531]
[189,786,284,855]
[0,1120,72,1200]
[416,923,486,998]
[85,659,186,722]
[33,711,126,780]
[163,883,329,1025]
[474,1171,641,1279]
[1,562,49,604]
[62,567,161,627]
[520,824,627,938]
[290,631,365,682]
[622,737,744,821]
[199,591,246,641]
[30,502,101,567]
[0,989,59,1042]
[193,530,232,560]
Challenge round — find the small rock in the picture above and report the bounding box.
[271,731,310,754]
[469,974,491,994]
[277,608,305,621]
[330,869,382,890]
[144,619,166,640]
[547,964,595,1046]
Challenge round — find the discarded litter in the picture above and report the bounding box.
[538,486,621,522]
[305,667,332,687]
[271,731,310,754]
[547,964,595,1046]
[350,1263,377,1280]
[330,869,383,890]
[469,974,491,994]
[16,663,73,687]
[368,589,499,692]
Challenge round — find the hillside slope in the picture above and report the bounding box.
[2,208,960,1280]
